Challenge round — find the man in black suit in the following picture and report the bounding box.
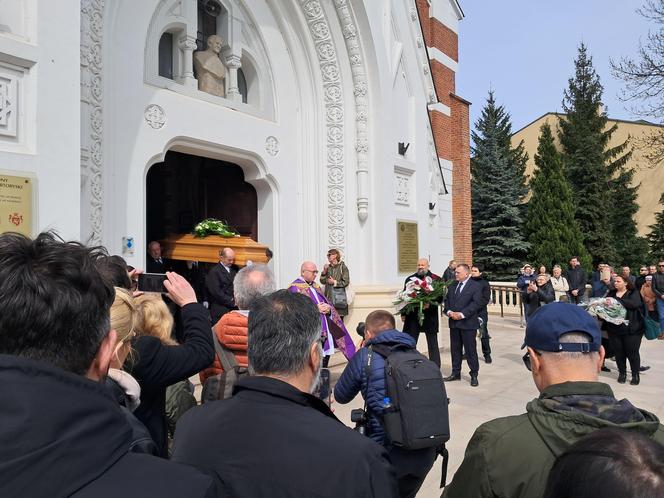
[471,265,492,364]
[443,263,483,386]
[146,240,172,273]
[401,258,442,368]
[205,247,239,324]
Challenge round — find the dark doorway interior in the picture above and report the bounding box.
[146,151,258,243]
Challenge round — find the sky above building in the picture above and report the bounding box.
[457,0,650,134]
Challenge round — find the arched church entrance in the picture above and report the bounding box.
[146,150,258,244]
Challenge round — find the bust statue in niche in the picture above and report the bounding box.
[193,35,227,97]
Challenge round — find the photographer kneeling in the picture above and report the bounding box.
[334,310,438,498]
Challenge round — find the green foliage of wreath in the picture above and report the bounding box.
[192,218,239,238]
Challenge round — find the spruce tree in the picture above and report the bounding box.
[609,163,649,267]
[471,91,529,280]
[559,43,632,265]
[525,123,590,269]
[647,193,664,261]
[511,135,530,220]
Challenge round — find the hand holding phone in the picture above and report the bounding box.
[137,273,167,293]
[163,271,197,307]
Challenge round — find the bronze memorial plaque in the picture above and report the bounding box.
[397,221,418,273]
[0,174,33,236]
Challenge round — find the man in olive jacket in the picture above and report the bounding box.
[444,302,664,498]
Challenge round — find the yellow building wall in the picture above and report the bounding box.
[512,113,664,236]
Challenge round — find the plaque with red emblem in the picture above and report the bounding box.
[0,174,33,236]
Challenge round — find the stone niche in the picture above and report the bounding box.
[145,0,275,119]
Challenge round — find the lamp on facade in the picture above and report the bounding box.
[202,0,222,16]
[398,142,410,156]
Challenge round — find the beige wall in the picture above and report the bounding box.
[512,113,664,235]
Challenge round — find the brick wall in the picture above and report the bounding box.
[450,95,472,264]
[416,0,459,61]
[416,0,472,264]
[429,110,451,159]
[430,60,455,108]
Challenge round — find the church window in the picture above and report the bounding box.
[238,68,248,104]
[196,0,222,52]
[158,32,174,79]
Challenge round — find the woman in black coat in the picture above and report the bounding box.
[602,275,644,385]
[524,274,555,318]
[127,272,214,457]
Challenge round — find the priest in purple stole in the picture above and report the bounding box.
[288,261,356,366]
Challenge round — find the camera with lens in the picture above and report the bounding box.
[350,408,367,436]
[355,321,366,339]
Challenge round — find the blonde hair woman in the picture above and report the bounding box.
[134,294,177,346]
[107,287,158,455]
[108,287,140,411]
[125,272,214,457]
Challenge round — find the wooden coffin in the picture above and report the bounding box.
[160,233,269,266]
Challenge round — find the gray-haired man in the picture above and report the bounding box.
[199,264,275,384]
[173,291,397,497]
[444,303,664,498]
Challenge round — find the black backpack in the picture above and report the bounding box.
[371,344,450,450]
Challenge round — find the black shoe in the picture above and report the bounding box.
[601,365,611,373]
[470,375,479,387]
[639,365,650,372]
[484,355,492,364]
[630,373,640,385]
[617,372,627,384]
[443,374,461,382]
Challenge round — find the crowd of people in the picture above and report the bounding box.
[2,231,664,497]
[515,257,664,386]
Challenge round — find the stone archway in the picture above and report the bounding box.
[142,137,278,273]
[94,0,381,283]
[146,150,258,243]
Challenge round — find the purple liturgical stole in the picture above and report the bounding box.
[288,278,356,360]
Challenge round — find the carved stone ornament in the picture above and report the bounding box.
[81,0,105,246]
[265,136,279,156]
[299,0,347,249]
[332,0,370,222]
[328,126,343,143]
[0,80,11,125]
[395,173,410,206]
[0,73,18,137]
[145,104,166,129]
[427,123,448,225]
[408,2,437,105]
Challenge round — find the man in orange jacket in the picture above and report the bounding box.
[200,264,276,383]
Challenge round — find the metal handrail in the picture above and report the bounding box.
[488,282,593,327]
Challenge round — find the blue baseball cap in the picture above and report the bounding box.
[521,302,601,352]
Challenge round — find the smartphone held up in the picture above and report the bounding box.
[137,273,168,293]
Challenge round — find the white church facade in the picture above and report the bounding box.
[0,0,469,321]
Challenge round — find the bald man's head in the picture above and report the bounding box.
[300,261,318,284]
[219,248,235,266]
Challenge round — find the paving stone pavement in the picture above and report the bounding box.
[328,315,664,498]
